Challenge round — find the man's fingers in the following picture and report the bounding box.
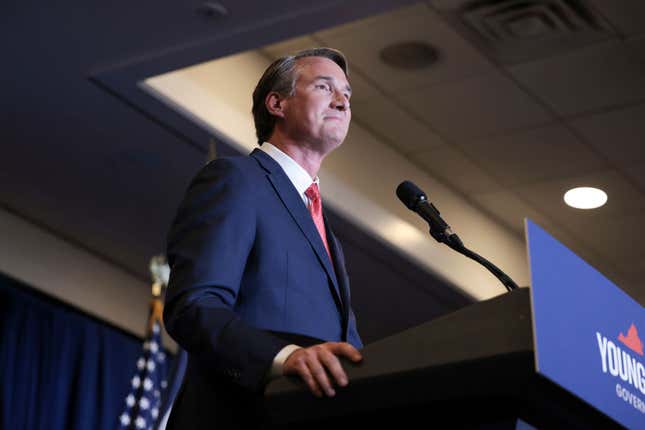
[328,342,363,362]
[307,355,336,397]
[318,350,348,387]
[284,348,335,397]
[295,361,323,398]
[283,343,363,397]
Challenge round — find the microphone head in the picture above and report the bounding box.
[396,180,426,210]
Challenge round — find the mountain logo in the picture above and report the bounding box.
[618,323,644,356]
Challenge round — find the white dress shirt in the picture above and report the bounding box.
[259,141,319,206]
[258,142,318,379]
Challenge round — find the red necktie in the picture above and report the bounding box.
[305,183,332,262]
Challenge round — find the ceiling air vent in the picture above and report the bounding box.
[433,0,614,64]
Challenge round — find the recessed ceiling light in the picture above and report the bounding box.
[563,187,607,209]
[380,41,439,70]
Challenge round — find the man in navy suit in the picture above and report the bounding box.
[163,47,363,428]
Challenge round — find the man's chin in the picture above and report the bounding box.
[323,135,346,150]
[323,129,348,146]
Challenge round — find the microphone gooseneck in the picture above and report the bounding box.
[396,180,518,292]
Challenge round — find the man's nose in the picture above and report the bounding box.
[331,91,349,111]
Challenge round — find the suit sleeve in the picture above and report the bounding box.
[163,158,289,392]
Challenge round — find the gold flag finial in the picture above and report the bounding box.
[149,255,170,298]
[148,255,169,331]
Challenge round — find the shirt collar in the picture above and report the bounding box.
[259,142,319,199]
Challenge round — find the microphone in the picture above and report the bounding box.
[396,180,462,247]
[396,180,518,292]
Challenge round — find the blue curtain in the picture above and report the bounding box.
[0,272,172,430]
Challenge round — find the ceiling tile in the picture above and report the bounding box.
[316,3,496,92]
[624,163,645,191]
[587,0,645,36]
[261,35,320,58]
[508,40,645,116]
[513,170,645,227]
[460,124,608,187]
[615,256,645,281]
[626,35,645,69]
[399,72,553,141]
[343,70,377,104]
[554,210,645,275]
[468,190,553,235]
[568,102,645,167]
[351,96,445,154]
[411,145,501,194]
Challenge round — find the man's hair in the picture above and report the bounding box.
[251,47,348,145]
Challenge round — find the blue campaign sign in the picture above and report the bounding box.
[525,219,645,429]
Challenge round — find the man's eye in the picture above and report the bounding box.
[316,84,331,91]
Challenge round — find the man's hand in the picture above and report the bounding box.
[282,342,362,398]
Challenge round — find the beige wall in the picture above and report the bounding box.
[0,207,176,351]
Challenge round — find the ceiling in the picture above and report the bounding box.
[2,0,644,333]
[1,0,416,282]
[255,0,645,305]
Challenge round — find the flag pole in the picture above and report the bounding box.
[117,255,171,430]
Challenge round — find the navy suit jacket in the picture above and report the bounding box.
[163,149,362,428]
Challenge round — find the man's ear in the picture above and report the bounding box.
[265,92,286,118]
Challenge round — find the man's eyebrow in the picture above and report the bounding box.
[314,76,352,94]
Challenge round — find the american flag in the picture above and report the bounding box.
[117,298,169,430]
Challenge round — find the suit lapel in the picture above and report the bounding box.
[324,217,350,338]
[251,149,342,307]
